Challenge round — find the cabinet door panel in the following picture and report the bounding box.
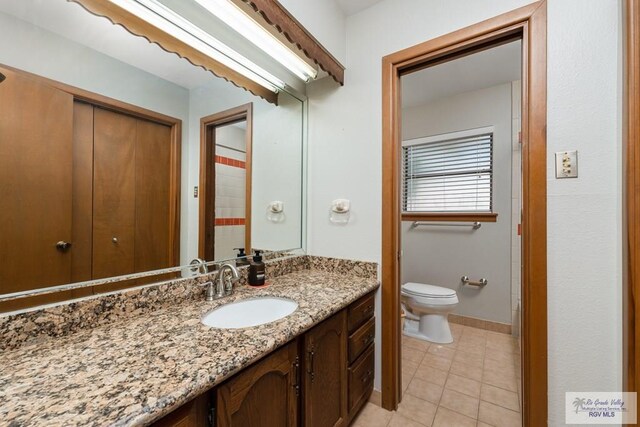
[304,310,348,427]
[0,67,73,293]
[217,341,298,427]
[92,108,136,279]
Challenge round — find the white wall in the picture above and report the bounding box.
[401,83,513,325]
[188,85,305,264]
[278,0,347,66]
[304,0,622,423]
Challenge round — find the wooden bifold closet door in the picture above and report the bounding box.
[88,106,173,282]
[0,66,175,307]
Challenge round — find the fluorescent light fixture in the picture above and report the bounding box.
[193,0,318,82]
[107,0,285,92]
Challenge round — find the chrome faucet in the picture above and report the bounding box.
[190,258,209,275]
[202,263,240,302]
[215,263,240,299]
[191,259,240,302]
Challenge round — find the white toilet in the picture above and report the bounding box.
[401,282,459,344]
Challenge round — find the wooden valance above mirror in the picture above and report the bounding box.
[69,0,345,105]
[234,0,346,85]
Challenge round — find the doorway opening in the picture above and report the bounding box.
[199,103,253,262]
[381,3,547,426]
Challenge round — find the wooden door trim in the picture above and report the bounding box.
[380,3,547,425]
[624,0,639,406]
[199,103,253,260]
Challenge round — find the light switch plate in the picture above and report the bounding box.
[555,150,578,178]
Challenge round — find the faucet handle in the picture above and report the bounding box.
[199,280,216,302]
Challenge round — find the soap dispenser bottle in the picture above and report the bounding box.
[235,248,250,267]
[248,250,265,286]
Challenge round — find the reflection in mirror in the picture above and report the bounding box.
[0,0,305,311]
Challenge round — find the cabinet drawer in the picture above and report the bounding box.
[348,292,375,333]
[348,317,375,364]
[348,344,374,413]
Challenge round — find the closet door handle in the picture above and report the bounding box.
[55,241,72,252]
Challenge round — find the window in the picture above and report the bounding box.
[402,128,493,214]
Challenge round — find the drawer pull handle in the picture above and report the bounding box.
[360,370,373,384]
[307,349,315,383]
[361,333,375,345]
[292,357,300,396]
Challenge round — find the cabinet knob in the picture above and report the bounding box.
[112,237,119,244]
[55,241,72,252]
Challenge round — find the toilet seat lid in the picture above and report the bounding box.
[402,282,456,298]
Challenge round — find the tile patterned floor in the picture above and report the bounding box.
[352,324,522,427]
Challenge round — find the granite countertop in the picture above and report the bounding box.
[0,270,378,426]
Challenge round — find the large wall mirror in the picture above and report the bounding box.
[0,0,306,311]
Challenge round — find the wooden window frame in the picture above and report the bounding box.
[381,3,547,426]
[198,104,254,261]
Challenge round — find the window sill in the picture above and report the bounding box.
[401,213,498,222]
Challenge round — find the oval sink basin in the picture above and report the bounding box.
[202,297,298,329]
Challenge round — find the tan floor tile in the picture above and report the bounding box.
[480,384,520,412]
[449,359,483,382]
[420,354,452,372]
[453,350,484,368]
[403,358,420,376]
[482,367,518,392]
[456,341,486,356]
[397,394,438,426]
[463,326,488,337]
[432,406,476,427]
[403,335,431,352]
[483,356,515,373]
[403,346,427,364]
[459,334,486,347]
[477,422,494,427]
[388,412,427,427]
[484,347,515,364]
[478,401,522,427]
[450,322,464,332]
[351,402,393,427]
[407,377,444,404]
[439,388,479,419]
[486,331,515,342]
[445,373,481,398]
[485,339,517,354]
[428,345,456,360]
[413,364,448,386]
[402,372,414,395]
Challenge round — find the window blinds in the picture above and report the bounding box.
[402,133,493,213]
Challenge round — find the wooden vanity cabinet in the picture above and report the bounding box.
[346,293,376,422]
[302,310,348,427]
[152,393,210,427]
[216,341,300,427]
[154,291,376,427]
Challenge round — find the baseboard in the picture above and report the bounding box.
[368,389,382,407]
[449,314,512,334]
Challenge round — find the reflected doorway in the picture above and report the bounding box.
[199,103,253,262]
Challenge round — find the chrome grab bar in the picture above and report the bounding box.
[461,276,488,287]
[410,221,481,230]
